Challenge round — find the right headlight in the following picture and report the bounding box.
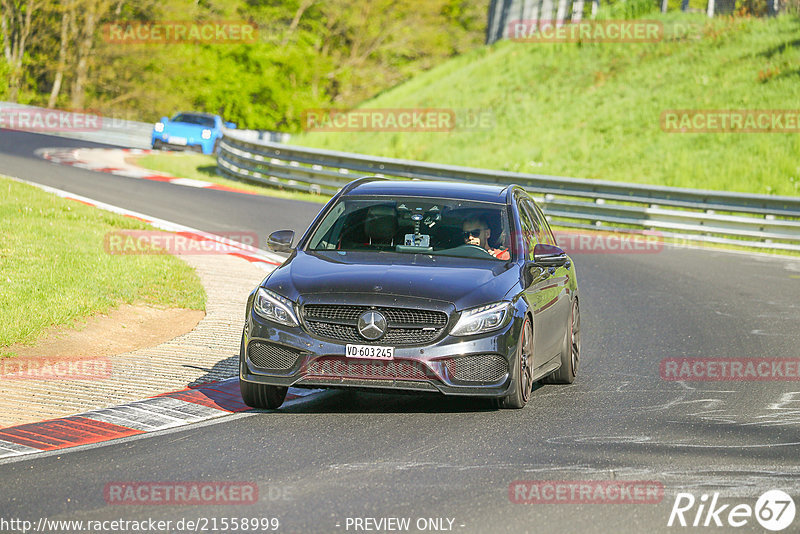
[450,301,512,336]
[253,288,299,327]
[154,122,165,132]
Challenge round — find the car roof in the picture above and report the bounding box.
[174,112,218,119]
[345,179,511,204]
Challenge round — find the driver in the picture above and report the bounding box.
[462,216,510,260]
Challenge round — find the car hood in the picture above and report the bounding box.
[163,122,208,136]
[265,250,520,310]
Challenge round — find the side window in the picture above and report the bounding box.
[522,199,548,245]
[533,202,557,245]
[308,200,346,249]
[517,199,537,259]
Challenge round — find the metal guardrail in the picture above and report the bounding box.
[217,129,800,252]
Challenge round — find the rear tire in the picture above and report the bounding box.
[545,298,580,384]
[238,331,288,409]
[499,317,534,409]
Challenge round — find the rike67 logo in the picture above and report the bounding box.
[668,490,796,531]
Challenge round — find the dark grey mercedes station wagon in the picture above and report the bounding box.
[240,178,580,409]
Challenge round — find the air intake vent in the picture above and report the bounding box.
[248,342,301,371]
[444,355,508,383]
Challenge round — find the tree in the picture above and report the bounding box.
[46,0,70,107]
[3,0,486,127]
[1,0,40,101]
[70,0,113,109]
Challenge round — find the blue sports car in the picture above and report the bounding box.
[151,112,236,154]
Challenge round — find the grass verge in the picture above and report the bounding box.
[0,176,206,356]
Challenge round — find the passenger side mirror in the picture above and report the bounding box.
[225,122,237,129]
[267,230,294,253]
[533,243,568,267]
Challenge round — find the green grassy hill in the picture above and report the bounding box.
[296,14,800,196]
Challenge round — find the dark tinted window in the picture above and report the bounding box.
[307,196,512,261]
[532,201,557,244]
[522,198,548,244]
[517,199,537,259]
[172,113,215,128]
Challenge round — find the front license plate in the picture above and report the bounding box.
[345,344,394,360]
[168,136,188,145]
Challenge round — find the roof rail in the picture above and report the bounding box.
[506,184,527,205]
[339,175,389,196]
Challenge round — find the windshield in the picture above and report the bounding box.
[172,113,215,127]
[307,196,512,261]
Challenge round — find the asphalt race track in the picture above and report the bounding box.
[1,130,800,533]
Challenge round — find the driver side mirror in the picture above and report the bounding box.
[225,122,237,129]
[267,230,294,253]
[533,243,568,267]
[522,244,570,287]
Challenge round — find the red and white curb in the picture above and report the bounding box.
[36,147,258,195]
[7,175,285,271]
[0,379,319,460]
[0,177,316,459]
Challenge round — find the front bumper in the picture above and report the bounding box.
[151,133,214,153]
[240,308,521,397]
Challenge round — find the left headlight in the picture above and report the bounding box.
[201,129,212,139]
[154,122,165,132]
[450,301,512,336]
[253,288,299,327]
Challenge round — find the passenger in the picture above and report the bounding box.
[462,216,510,260]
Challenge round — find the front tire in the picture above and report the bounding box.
[240,380,288,410]
[545,298,580,384]
[499,317,534,409]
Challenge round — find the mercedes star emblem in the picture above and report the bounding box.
[357,310,387,341]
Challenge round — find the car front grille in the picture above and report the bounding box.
[443,354,509,383]
[297,377,439,391]
[305,357,433,380]
[247,342,302,371]
[302,305,448,346]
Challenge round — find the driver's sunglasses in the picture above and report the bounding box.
[463,228,485,239]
